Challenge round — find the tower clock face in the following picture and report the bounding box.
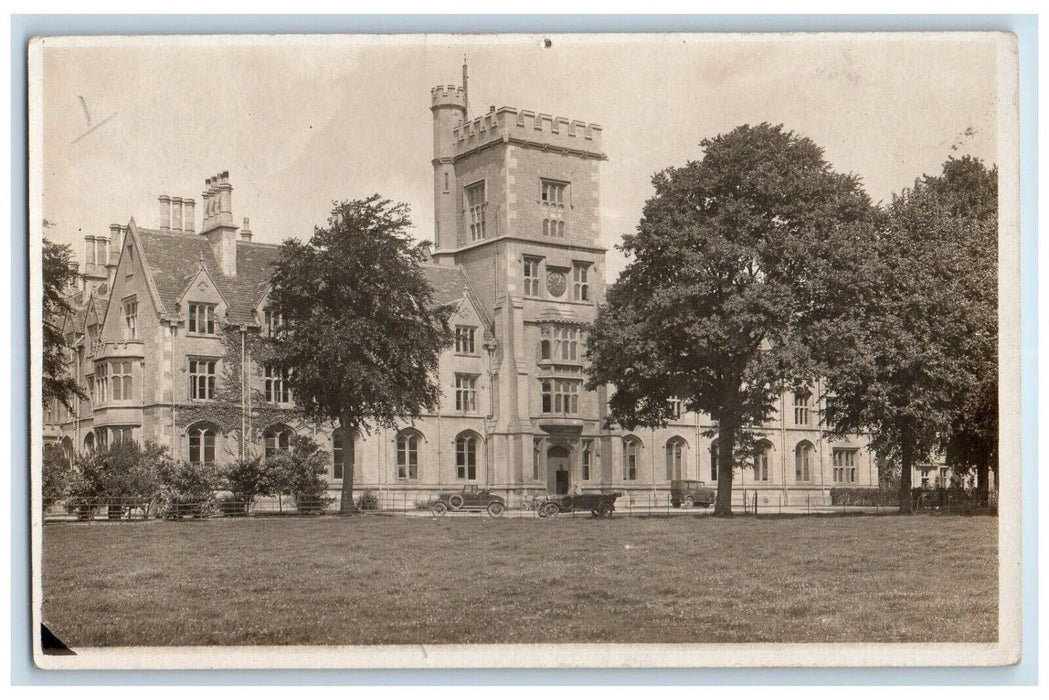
[546,271,567,297]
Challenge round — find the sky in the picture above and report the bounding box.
[37,33,1001,281]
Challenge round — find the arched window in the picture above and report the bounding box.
[396,430,420,480]
[187,422,218,465]
[456,432,479,480]
[83,432,95,452]
[263,425,294,458]
[666,437,687,481]
[581,439,594,481]
[710,440,719,481]
[754,440,772,482]
[61,437,74,465]
[333,430,355,480]
[622,437,640,481]
[795,441,814,482]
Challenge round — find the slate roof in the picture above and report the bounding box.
[136,227,280,326]
[420,263,491,331]
[134,229,482,329]
[421,263,467,307]
[63,289,88,334]
[89,288,108,327]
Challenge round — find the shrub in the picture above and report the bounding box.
[356,491,380,511]
[221,455,273,514]
[828,488,898,507]
[265,435,333,514]
[66,441,163,519]
[42,443,72,510]
[156,458,220,519]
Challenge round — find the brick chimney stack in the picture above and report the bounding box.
[240,217,253,242]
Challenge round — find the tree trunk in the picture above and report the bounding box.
[976,458,990,508]
[898,430,915,514]
[339,413,359,514]
[713,421,736,518]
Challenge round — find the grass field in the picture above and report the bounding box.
[41,514,998,647]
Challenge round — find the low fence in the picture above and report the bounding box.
[42,486,995,522]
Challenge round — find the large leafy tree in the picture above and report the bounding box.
[267,195,453,513]
[42,238,85,411]
[929,157,998,506]
[809,156,997,512]
[586,123,873,516]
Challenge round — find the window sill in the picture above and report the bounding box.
[538,359,584,369]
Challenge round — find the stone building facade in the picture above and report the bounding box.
[46,76,879,508]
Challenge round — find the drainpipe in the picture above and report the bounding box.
[817,378,826,502]
[781,392,788,504]
[240,328,246,458]
[436,401,443,490]
[170,320,177,451]
[484,339,495,488]
[74,342,81,450]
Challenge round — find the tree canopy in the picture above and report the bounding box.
[586,123,874,516]
[266,195,453,512]
[42,238,85,411]
[808,156,998,511]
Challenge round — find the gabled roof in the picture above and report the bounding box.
[420,263,492,333]
[134,226,280,326]
[421,263,468,307]
[88,288,107,327]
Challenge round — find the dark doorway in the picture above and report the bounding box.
[547,444,570,494]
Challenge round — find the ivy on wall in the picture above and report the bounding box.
[175,325,327,458]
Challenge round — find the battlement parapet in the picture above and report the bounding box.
[451,106,604,157]
[431,85,467,108]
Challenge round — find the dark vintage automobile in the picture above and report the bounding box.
[670,480,716,508]
[537,491,622,518]
[431,485,506,517]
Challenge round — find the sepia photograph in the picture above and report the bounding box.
[27,31,1021,669]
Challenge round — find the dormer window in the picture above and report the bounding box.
[188,303,216,335]
[122,297,138,340]
[455,326,477,355]
[264,307,282,338]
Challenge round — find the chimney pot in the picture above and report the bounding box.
[240,216,253,241]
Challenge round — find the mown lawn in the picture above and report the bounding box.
[41,514,997,647]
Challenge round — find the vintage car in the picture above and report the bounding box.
[670,479,716,508]
[537,491,622,518]
[431,485,506,517]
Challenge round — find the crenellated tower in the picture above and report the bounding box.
[430,85,466,261]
